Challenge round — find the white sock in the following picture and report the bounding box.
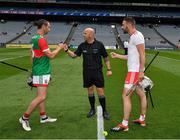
[40,115,47,119]
[22,116,29,120]
[122,119,128,126]
[139,114,145,121]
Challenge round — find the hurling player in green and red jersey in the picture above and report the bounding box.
[19,19,66,131]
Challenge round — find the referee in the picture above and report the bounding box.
[64,28,112,120]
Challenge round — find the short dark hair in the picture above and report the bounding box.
[123,17,136,26]
[33,19,49,29]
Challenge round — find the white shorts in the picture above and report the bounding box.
[33,74,51,87]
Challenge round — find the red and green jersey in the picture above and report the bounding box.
[31,34,51,75]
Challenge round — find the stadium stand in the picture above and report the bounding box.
[0,21,32,45]
[154,25,180,46]
[0,0,179,49]
[0,20,179,50]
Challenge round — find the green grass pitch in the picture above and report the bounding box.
[0,48,180,139]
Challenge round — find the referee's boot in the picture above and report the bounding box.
[87,108,95,118]
[103,110,110,120]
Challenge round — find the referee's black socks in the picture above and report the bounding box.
[98,95,106,112]
[88,94,95,110]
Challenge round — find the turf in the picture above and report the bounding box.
[0,48,180,139]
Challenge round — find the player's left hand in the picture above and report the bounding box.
[106,70,112,77]
[138,72,144,82]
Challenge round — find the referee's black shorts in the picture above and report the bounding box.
[83,68,104,88]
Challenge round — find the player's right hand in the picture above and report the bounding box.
[58,43,66,50]
[63,44,68,51]
[138,72,144,82]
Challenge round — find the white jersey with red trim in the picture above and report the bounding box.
[127,30,145,72]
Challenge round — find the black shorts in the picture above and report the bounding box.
[83,69,104,88]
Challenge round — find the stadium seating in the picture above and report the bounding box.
[0,21,179,49]
[154,25,180,45]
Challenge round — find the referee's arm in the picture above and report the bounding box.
[64,45,77,58]
[101,43,112,76]
[104,56,112,76]
[104,57,111,71]
[66,49,77,58]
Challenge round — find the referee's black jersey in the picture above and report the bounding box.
[74,39,108,70]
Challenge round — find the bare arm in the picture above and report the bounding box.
[64,45,77,58]
[44,43,65,59]
[136,44,145,81]
[104,57,112,77]
[110,52,128,60]
[136,44,145,72]
[104,57,111,70]
[66,49,77,58]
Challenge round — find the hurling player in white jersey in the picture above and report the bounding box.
[110,17,147,132]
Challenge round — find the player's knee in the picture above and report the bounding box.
[137,92,146,100]
[136,88,145,97]
[122,93,129,100]
[122,87,130,98]
[97,92,105,97]
[39,95,46,102]
[140,93,146,99]
[87,86,94,93]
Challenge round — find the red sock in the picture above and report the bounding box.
[23,113,30,120]
[40,112,46,116]
[40,112,47,119]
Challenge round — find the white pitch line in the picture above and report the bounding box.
[158,55,180,62]
[97,106,105,140]
[146,53,180,62]
[0,55,28,61]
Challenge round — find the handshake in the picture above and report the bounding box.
[57,43,69,52]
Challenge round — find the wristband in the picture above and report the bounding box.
[65,49,69,52]
[107,69,111,71]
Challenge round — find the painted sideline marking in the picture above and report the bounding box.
[147,53,180,62]
[0,55,28,62]
[97,106,105,140]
